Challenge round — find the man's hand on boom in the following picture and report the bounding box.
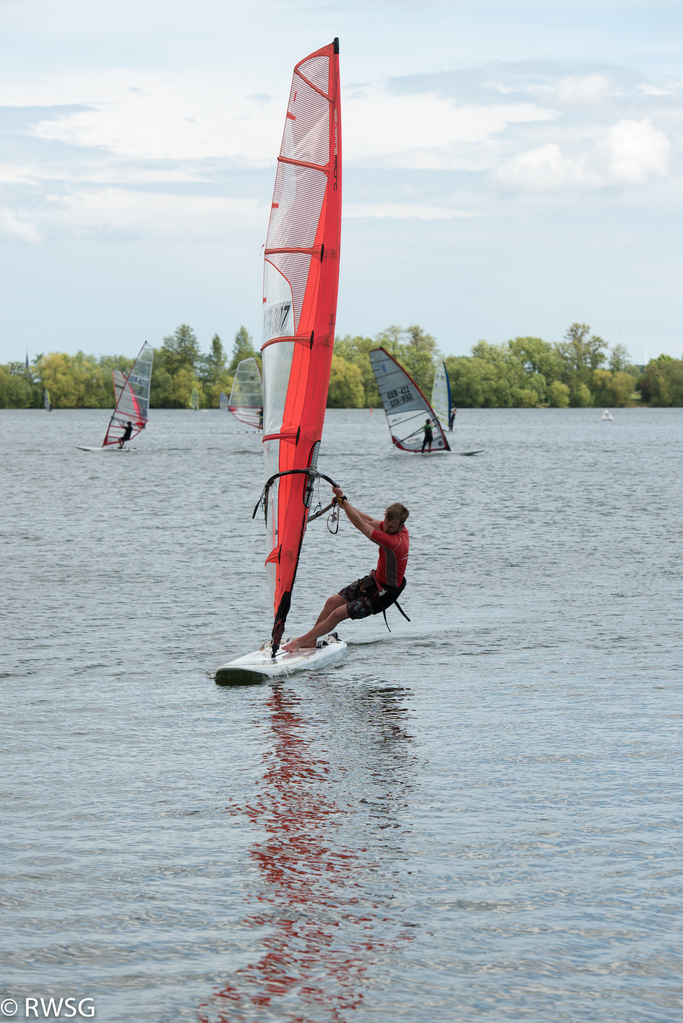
[331,486,380,538]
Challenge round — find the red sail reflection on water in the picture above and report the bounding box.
[199,686,413,1023]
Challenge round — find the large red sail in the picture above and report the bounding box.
[261,39,341,650]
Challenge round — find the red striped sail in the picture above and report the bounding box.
[261,39,341,649]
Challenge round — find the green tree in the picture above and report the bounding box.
[200,334,227,386]
[510,387,539,408]
[149,362,173,408]
[446,355,519,408]
[161,324,201,376]
[547,380,570,407]
[333,335,381,406]
[169,366,203,409]
[592,369,633,407]
[400,324,439,395]
[508,336,562,382]
[554,322,607,392]
[34,352,107,408]
[570,382,593,407]
[327,355,364,407]
[640,357,683,406]
[0,363,40,407]
[229,326,256,373]
[609,371,636,406]
[608,343,631,373]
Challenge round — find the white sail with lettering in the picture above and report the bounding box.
[369,348,450,453]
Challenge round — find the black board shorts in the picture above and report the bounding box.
[339,573,405,620]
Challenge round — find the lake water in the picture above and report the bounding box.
[2,406,683,1023]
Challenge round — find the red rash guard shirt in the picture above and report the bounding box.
[370,523,409,588]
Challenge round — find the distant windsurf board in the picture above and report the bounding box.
[76,446,136,452]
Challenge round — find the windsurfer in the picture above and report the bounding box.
[119,421,134,448]
[421,418,433,453]
[449,407,457,429]
[282,489,409,652]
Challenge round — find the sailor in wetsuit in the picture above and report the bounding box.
[421,418,433,453]
[449,407,457,430]
[119,421,134,448]
[282,488,409,652]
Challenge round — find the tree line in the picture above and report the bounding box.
[0,325,253,410]
[2,321,681,409]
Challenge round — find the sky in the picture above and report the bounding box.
[1,0,682,365]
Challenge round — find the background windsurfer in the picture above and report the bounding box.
[282,488,409,652]
[449,407,457,429]
[421,418,433,453]
[119,421,134,448]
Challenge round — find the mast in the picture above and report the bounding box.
[260,39,342,653]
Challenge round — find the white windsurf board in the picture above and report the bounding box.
[76,446,136,452]
[215,633,347,685]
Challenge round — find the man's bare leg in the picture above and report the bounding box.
[313,593,346,626]
[282,605,350,652]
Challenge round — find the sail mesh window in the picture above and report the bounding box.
[268,164,327,250]
[283,77,330,167]
[266,253,313,334]
[298,55,330,96]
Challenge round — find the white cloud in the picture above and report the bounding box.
[556,73,612,105]
[2,68,558,171]
[596,118,670,185]
[495,118,670,191]
[0,207,43,243]
[0,163,42,185]
[344,203,477,220]
[0,69,283,164]
[345,89,557,168]
[36,189,266,241]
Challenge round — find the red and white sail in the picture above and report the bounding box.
[103,342,154,447]
[369,348,450,453]
[261,39,342,650]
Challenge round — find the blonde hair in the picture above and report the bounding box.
[385,503,409,526]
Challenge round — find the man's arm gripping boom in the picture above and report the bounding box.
[331,486,380,538]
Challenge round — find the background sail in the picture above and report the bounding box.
[44,388,50,411]
[190,387,199,410]
[261,39,342,648]
[103,343,154,447]
[431,362,451,429]
[219,392,229,412]
[369,348,450,453]
[228,357,263,429]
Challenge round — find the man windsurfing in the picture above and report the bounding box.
[118,421,134,448]
[283,487,409,652]
[421,418,433,453]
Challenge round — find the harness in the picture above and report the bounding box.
[364,575,411,631]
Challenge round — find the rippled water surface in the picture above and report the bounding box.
[2,406,683,1023]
